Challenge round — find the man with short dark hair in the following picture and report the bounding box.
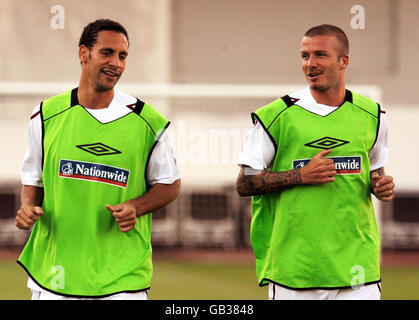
[236,24,395,300]
[79,18,130,49]
[16,19,181,300]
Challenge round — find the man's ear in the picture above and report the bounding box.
[339,54,349,70]
[79,45,89,65]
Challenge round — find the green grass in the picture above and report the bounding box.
[149,262,265,300]
[1,259,418,300]
[0,260,31,300]
[381,267,419,300]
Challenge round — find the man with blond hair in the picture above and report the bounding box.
[237,24,395,300]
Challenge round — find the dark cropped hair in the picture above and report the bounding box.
[79,19,129,49]
[304,24,349,56]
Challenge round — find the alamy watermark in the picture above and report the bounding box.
[50,5,65,30]
[155,121,250,166]
[50,265,65,290]
[350,264,365,289]
[350,5,366,30]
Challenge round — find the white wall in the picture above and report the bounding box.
[386,104,419,192]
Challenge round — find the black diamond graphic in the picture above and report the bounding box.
[304,137,349,149]
[90,146,108,153]
[76,143,122,156]
[318,140,335,146]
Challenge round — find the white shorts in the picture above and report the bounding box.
[27,277,148,300]
[30,289,148,300]
[269,282,381,300]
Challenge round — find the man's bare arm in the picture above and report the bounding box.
[106,179,181,232]
[16,185,44,230]
[236,167,302,196]
[236,149,337,197]
[129,179,181,217]
[20,185,44,206]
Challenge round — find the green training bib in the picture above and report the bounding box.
[250,90,381,289]
[18,88,169,297]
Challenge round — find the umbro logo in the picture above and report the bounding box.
[76,143,122,156]
[304,137,349,150]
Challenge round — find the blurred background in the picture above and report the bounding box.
[0,0,418,299]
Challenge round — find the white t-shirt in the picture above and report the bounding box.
[22,89,181,297]
[238,87,388,170]
[21,89,180,187]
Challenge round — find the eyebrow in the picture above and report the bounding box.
[300,49,329,55]
[99,47,128,56]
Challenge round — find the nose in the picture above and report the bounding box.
[306,55,317,68]
[108,54,121,69]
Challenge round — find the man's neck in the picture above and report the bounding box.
[77,84,114,109]
[309,85,346,107]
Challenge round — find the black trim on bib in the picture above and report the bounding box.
[43,107,75,122]
[133,99,145,115]
[251,112,278,154]
[260,277,382,291]
[349,101,379,119]
[71,87,79,107]
[43,88,78,122]
[292,89,353,118]
[369,103,381,152]
[16,260,150,299]
[144,121,171,191]
[39,102,45,170]
[71,87,140,124]
[268,98,292,129]
[281,95,295,108]
[133,99,157,134]
[129,100,158,136]
[344,89,353,104]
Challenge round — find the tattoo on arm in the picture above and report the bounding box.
[236,167,302,196]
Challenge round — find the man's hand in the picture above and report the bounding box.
[16,185,44,230]
[16,205,43,230]
[106,180,180,232]
[371,171,395,202]
[106,202,138,233]
[300,149,337,184]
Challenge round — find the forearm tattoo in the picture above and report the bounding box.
[237,168,302,196]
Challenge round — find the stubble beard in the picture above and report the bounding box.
[95,72,119,92]
[308,78,329,92]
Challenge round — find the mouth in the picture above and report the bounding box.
[101,69,120,78]
[307,71,322,80]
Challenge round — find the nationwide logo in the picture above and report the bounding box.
[305,137,349,150]
[76,143,122,156]
[293,156,362,175]
[58,159,129,188]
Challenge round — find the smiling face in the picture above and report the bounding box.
[300,34,348,93]
[79,30,129,92]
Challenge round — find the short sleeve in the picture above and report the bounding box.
[146,130,181,185]
[21,104,43,187]
[237,122,275,170]
[369,110,388,171]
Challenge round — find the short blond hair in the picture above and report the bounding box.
[304,24,349,56]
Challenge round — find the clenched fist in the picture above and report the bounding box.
[371,172,395,202]
[16,205,43,230]
[106,202,137,233]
